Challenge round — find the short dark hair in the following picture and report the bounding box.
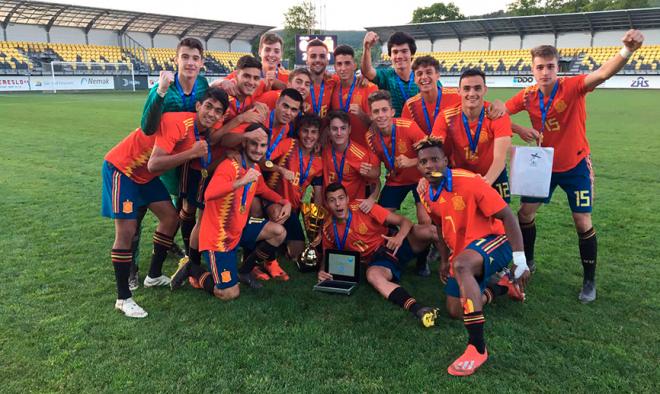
[387,32,416,56]
[412,55,440,72]
[177,37,204,57]
[198,86,229,113]
[245,122,266,133]
[306,39,328,52]
[367,90,392,107]
[414,136,444,153]
[530,45,559,61]
[459,68,486,85]
[288,67,311,82]
[236,55,262,71]
[324,182,347,199]
[279,88,304,107]
[333,44,354,58]
[326,110,350,125]
[259,32,283,50]
[296,113,321,133]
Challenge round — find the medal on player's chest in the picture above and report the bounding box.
[201,168,208,179]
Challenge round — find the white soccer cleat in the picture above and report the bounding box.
[115,298,148,318]
[143,275,171,288]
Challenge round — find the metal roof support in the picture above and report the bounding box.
[2,1,25,29]
[227,25,252,51]
[119,13,145,35]
[178,21,198,39]
[446,23,462,51]
[626,10,634,29]
[45,7,67,32]
[205,23,227,42]
[150,17,175,37]
[84,11,107,33]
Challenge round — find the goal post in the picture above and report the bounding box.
[48,61,135,93]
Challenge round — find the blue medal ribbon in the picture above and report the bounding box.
[339,75,357,112]
[332,211,352,250]
[378,124,397,171]
[421,86,442,134]
[174,74,197,112]
[538,81,559,134]
[461,107,486,154]
[192,117,211,169]
[240,153,253,210]
[266,110,286,160]
[310,80,325,115]
[298,145,313,188]
[332,142,350,183]
[428,167,453,201]
[396,71,415,102]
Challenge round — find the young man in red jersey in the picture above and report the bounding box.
[503,30,644,302]
[255,68,313,114]
[305,39,337,118]
[415,137,530,376]
[102,88,228,318]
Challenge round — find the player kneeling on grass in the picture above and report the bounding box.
[170,126,292,300]
[415,137,530,375]
[102,87,229,318]
[317,182,441,327]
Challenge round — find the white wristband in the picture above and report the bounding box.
[619,46,633,59]
[512,251,528,279]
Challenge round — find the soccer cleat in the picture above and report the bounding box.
[169,242,186,259]
[128,271,139,292]
[527,259,537,274]
[144,275,171,288]
[416,307,439,328]
[579,279,596,303]
[496,275,526,302]
[238,272,263,289]
[447,344,488,376]
[264,260,290,281]
[170,258,192,290]
[252,266,271,281]
[188,277,201,289]
[115,298,148,318]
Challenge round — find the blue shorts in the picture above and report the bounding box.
[179,163,210,210]
[368,238,416,283]
[283,210,305,242]
[203,217,269,289]
[378,184,421,210]
[492,169,511,204]
[101,161,170,219]
[521,157,594,213]
[444,234,512,298]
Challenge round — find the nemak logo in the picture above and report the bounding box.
[630,77,649,88]
[80,77,111,86]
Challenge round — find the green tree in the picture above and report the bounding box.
[507,0,545,16]
[411,2,465,23]
[283,1,317,67]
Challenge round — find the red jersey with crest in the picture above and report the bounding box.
[226,67,290,99]
[224,94,257,123]
[329,79,378,146]
[255,90,313,114]
[432,103,512,176]
[505,75,592,172]
[306,74,338,118]
[322,202,390,262]
[401,87,462,134]
[105,112,204,184]
[420,169,506,261]
[321,141,379,200]
[199,157,285,252]
[365,118,426,186]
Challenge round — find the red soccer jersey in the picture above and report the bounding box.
[506,75,592,172]
[266,139,323,211]
[105,112,204,184]
[226,67,290,99]
[322,141,379,200]
[329,80,378,146]
[199,157,285,252]
[224,94,257,123]
[321,202,390,262]
[306,74,338,118]
[255,89,313,114]
[421,169,506,262]
[432,103,512,176]
[365,118,426,186]
[401,87,462,134]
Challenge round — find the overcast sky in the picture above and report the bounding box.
[38,0,512,30]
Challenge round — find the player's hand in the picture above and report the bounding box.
[157,71,174,95]
[516,126,541,143]
[486,100,506,119]
[357,197,375,214]
[512,266,531,290]
[395,154,415,169]
[359,162,373,176]
[280,168,295,181]
[439,260,450,284]
[190,140,209,159]
[276,202,292,223]
[243,127,268,142]
[381,234,403,255]
[318,269,333,282]
[348,103,363,116]
[240,168,261,185]
[622,29,644,52]
[363,31,379,49]
[417,178,429,197]
[355,74,369,88]
[213,78,239,97]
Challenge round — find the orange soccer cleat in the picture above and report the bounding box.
[447,344,488,376]
[264,260,290,281]
[252,266,271,281]
[497,275,526,302]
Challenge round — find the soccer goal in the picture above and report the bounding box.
[47,61,135,93]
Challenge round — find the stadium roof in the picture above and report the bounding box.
[366,7,660,41]
[0,0,273,42]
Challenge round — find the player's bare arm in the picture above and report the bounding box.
[483,136,511,185]
[584,29,644,91]
[361,31,379,81]
[147,141,207,173]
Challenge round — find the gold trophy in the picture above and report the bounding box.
[297,202,328,272]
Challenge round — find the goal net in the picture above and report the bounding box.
[46,61,135,93]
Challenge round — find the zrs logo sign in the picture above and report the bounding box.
[630,77,649,88]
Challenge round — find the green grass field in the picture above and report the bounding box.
[1,89,659,393]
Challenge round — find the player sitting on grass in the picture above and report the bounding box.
[102,87,228,318]
[415,137,530,376]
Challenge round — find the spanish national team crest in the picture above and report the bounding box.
[358,222,368,235]
[399,142,408,153]
[122,200,133,214]
[451,195,466,211]
[554,99,567,113]
[479,132,489,143]
[221,270,232,283]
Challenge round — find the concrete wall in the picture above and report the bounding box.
[416,39,432,52]
[522,33,555,49]
[49,26,86,44]
[432,38,460,52]
[462,36,489,51]
[491,35,520,50]
[126,32,151,48]
[229,39,251,52]
[153,34,179,48]
[557,31,591,48]
[88,29,119,46]
[5,23,47,42]
[207,38,230,51]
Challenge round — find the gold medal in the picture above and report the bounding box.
[240,205,246,213]
[264,160,274,169]
[430,171,443,178]
[201,168,208,179]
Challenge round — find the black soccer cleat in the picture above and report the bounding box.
[239,272,263,289]
[416,307,439,328]
[169,242,187,260]
[578,279,596,303]
[527,259,537,274]
[170,258,191,291]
